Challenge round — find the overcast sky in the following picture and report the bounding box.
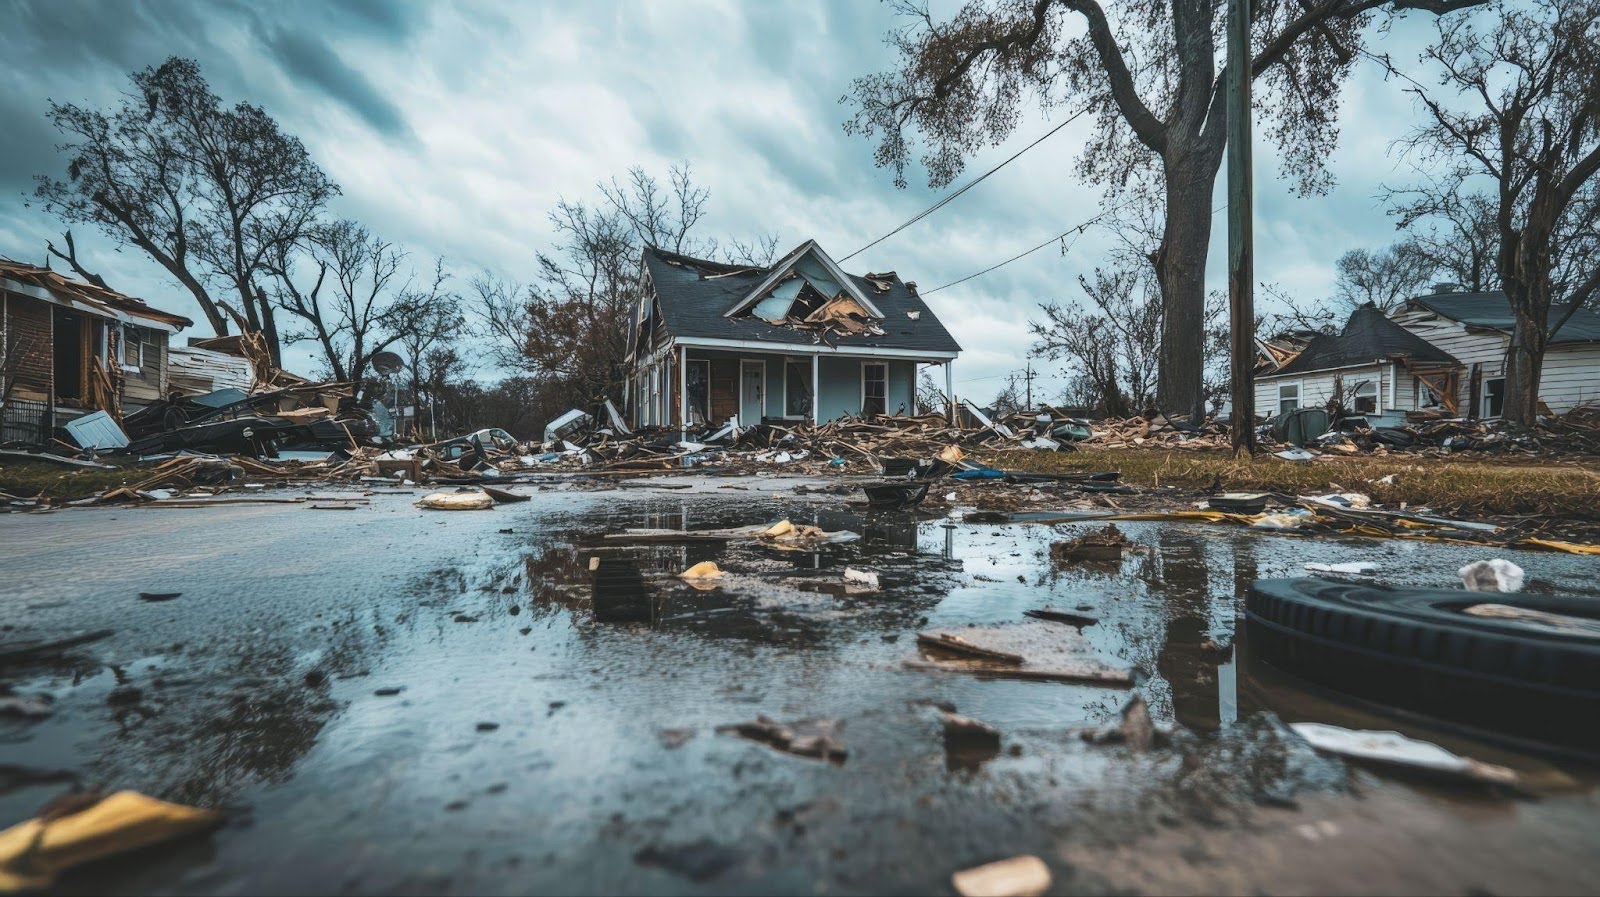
[0,0,1450,401]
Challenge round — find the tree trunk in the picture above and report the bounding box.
[1156,158,1218,421]
[1502,313,1544,425]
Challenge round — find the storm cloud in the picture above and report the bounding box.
[0,0,1445,394]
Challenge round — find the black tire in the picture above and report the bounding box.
[1245,578,1600,754]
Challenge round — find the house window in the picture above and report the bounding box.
[1351,379,1378,414]
[1415,380,1442,408]
[862,362,887,416]
[1277,382,1300,416]
[785,360,811,417]
[1482,377,1505,418]
[686,360,710,425]
[122,325,143,370]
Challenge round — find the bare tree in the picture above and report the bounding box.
[1391,191,1497,292]
[36,58,337,363]
[600,162,714,255]
[1333,242,1436,312]
[846,0,1483,420]
[1388,0,1600,424]
[1259,282,1340,335]
[268,221,453,386]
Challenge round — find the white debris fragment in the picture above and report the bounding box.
[1459,559,1524,593]
[1290,722,1518,785]
[843,568,880,591]
[951,855,1051,897]
[1305,562,1376,575]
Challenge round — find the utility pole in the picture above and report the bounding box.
[1022,360,1036,410]
[1227,0,1257,454]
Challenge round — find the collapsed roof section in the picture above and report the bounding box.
[638,242,961,355]
[0,258,193,332]
[725,241,887,340]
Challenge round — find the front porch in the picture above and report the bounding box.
[628,343,955,433]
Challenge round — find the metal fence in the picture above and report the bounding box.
[0,398,49,445]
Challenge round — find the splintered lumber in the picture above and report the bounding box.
[916,632,1024,665]
[910,623,1134,687]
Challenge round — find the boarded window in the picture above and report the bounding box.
[123,325,144,368]
[862,362,887,416]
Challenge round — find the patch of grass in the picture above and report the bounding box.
[978,448,1600,520]
[0,460,141,501]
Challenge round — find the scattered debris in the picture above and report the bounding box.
[0,791,221,891]
[137,592,182,602]
[1023,608,1098,628]
[1079,695,1168,752]
[0,630,114,668]
[1049,524,1132,563]
[480,485,530,504]
[911,623,1134,686]
[0,695,54,719]
[717,715,847,763]
[1289,722,1519,786]
[951,855,1052,897]
[1304,562,1376,576]
[416,491,494,511]
[679,561,724,581]
[1460,559,1525,593]
[1461,603,1600,636]
[842,568,881,591]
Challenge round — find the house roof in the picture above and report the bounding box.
[641,244,962,355]
[1275,304,1457,376]
[0,258,193,330]
[1408,290,1600,344]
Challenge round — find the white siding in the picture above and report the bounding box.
[1391,309,1600,414]
[1255,364,1392,416]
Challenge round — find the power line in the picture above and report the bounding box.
[840,109,1090,264]
[922,199,1231,297]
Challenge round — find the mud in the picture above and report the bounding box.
[1,474,1598,895]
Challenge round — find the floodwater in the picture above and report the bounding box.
[2,476,1598,895]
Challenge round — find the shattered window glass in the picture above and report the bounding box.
[786,361,811,416]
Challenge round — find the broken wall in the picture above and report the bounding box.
[1,292,53,403]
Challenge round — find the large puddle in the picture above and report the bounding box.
[2,481,1597,894]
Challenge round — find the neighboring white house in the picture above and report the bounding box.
[1391,291,1600,418]
[1257,290,1600,421]
[1253,304,1459,426]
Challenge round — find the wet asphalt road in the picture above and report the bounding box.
[2,477,1599,895]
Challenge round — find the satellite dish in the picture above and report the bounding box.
[371,351,405,376]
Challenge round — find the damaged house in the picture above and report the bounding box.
[1255,287,1600,421]
[628,240,961,433]
[0,259,192,444]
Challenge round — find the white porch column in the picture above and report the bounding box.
[678,343,688,442]
[811,354,820,425]
[945,361,955,424]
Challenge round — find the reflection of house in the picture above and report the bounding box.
[627,240,961,431]
[0,260,192,443]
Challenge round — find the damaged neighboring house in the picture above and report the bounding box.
[0,259,193,444]
[1391,288,1600,418]
[1255,287,1600,422]
[628,240,961,433]
[1253,304,1460,425]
